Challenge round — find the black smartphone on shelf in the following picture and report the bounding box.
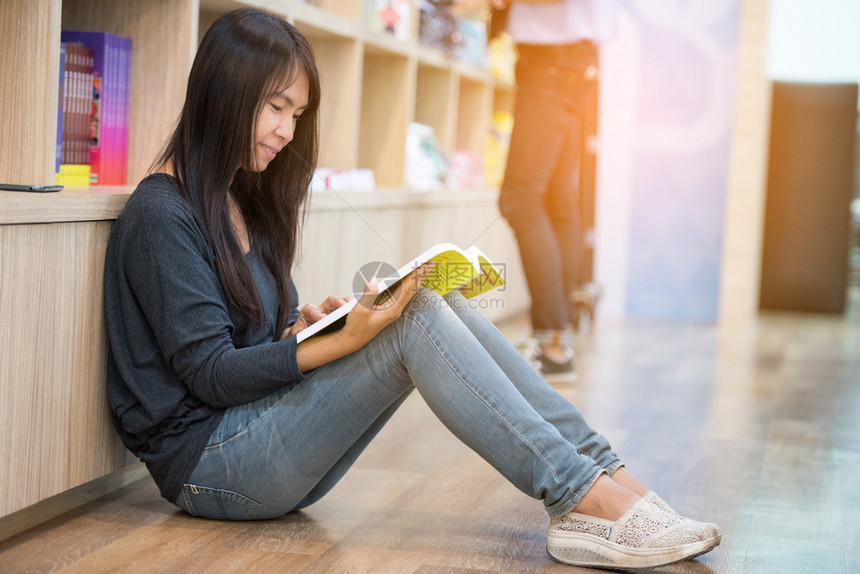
[0,183,64,193]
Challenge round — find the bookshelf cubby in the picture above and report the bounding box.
[360,48,412,186]
[457,76,493,155]
[416,63,456,150]
[0,0,520,532]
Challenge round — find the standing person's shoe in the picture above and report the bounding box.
[569,282,603,333]
[533,329,577,384]
[536,347,577,383]
[546,497,721,570]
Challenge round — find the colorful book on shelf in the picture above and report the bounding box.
[296,243,505,343]
[59,42,93,178]
[61,31,132,186]
[56,164,91,187]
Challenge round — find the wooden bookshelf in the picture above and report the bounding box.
[1,0,512,190]
[3,0,509,190]
[0,0,519,530]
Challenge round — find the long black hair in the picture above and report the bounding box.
[153,8,321,337]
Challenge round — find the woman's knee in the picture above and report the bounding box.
[408,288,494,330]
[443,290,478,317]
[400,288,462,335]
[406,287,448,314]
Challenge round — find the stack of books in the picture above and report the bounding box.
[57,31,132,186]
[57,41,93,185]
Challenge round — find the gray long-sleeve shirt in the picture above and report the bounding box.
[103,173,302,502]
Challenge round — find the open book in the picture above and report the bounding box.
[296,243,505,343]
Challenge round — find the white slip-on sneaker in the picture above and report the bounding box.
[546,497,721,570]
[644,491,722,538]
[644,490,681,516]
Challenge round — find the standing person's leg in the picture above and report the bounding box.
[499,58,574,333]
[546,43,602,339]
[544,111,583,310]
[544,42,600,304]
[535,108,582,375]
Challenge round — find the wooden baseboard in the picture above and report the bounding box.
[0,463,148,544]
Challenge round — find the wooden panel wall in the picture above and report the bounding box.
[0,221,130,519]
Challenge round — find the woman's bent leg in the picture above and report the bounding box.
[442,290,621,474]
[395,289,606,518]
[176,326,422,519]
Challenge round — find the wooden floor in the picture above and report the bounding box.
[2,290,859,573]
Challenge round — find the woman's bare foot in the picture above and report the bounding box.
[609,466,648,497]
[572,473,640,521]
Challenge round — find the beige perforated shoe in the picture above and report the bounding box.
[547,497,721,570]
[644,490,681,516]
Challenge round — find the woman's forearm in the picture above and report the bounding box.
[295,329,363,373]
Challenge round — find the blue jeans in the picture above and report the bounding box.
[499,42,598,331]
[175,289,621,521]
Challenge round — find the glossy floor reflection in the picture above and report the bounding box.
[1,290,858,573]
